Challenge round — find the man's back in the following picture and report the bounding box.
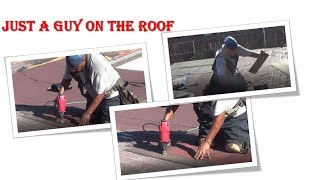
[87,53,120,98]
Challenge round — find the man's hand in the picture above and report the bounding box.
[81,93,104,126]
[79,111,92,126]
[194,140,211,160]
[59,78,72,95]
[260,50,269,59]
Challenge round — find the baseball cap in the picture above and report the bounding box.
[224,36,238,50]
[66,55,85,68]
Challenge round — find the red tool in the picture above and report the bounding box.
[159,120,171,155]
[56,95,66,123]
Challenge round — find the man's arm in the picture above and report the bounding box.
[163,105,179,121]
[214,57,230,84]
[79,93,104,126]
[59,65,73,95]
[202,112,226,145]
[250,51,260,58]
[194,112,226,160]
[59,78,72,95]
[238,45,260,58]
[214,57,227,78]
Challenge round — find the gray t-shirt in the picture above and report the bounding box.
[214,44,254,76]
[64,53,120,99]
[215,44,253,58]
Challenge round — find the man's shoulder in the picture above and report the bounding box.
[215,46,224,56]
[236,45,252,55]
[89,53,110,68]
[88,52,117,77]
[90,53,107,62]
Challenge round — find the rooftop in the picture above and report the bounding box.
[11,52,147,133]
[170,47,290,97]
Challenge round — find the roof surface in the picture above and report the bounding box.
[170,47,290,97]
[115,103,253,175]
[12,55,147,132]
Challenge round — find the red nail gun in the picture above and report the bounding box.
[56,95,66,123]
[159,120,171,155]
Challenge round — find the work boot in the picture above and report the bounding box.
[225,140,248,154]
[197,136,214,148]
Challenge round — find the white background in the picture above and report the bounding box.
[0,1,319,180]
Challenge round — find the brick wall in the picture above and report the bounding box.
[168,26,286,64]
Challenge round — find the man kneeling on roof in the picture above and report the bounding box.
[161,98,250,159]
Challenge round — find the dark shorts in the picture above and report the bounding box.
[204,74,248,95]
[197,112,250,149]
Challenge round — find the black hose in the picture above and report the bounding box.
[177,127,199,134]
[142,122,199,134]
[44,100,56,109]
[142,123,159,132]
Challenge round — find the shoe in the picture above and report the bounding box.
[225,140,248,154]
[197,136,214,148]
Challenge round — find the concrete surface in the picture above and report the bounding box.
[171,47,291,97]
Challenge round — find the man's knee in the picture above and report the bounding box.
[99,96,120,119]
[90,115,110,124]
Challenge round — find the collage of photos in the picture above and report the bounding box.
[5,21,296,179]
